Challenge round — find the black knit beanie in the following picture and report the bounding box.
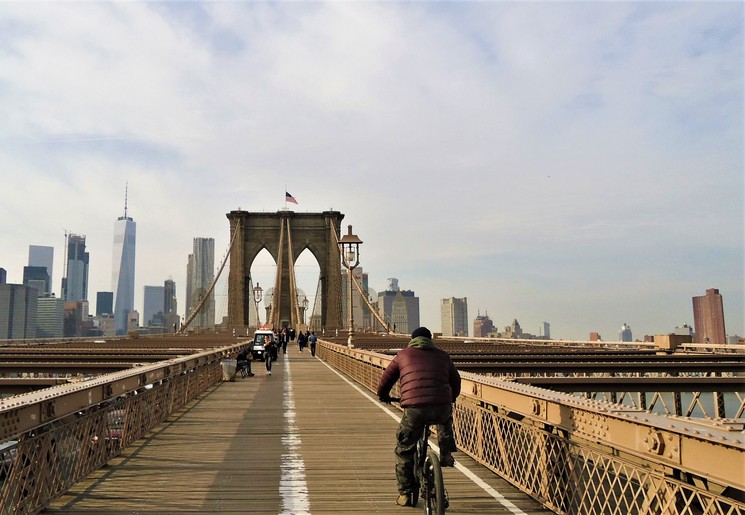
[411,327,432,339]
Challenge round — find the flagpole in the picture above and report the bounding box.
[284,185,287,210]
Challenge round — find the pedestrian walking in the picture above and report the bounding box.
[308,331,318,357]
[263,335,275,375]
[298,330,306,352]
[281,328,288,353]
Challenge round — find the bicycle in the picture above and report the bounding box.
[387,397,449,514]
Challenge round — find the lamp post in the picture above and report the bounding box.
[253,282,263,328]
[338,224,362,346]
[301,296,309,325]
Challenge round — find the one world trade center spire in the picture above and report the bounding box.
[112,185,136,335]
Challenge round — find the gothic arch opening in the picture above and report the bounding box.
[249,248,276,327]
[295,248,321,328]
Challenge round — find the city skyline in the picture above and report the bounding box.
[0,2,742,341]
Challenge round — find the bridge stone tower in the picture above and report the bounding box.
[227,209,345,332]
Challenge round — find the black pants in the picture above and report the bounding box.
[264,348,274,371]
[394,404,456,494]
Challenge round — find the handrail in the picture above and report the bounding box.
[316,340,745,512]
[0,342,247,443]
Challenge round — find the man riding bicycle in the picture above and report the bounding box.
[377,327,461,507]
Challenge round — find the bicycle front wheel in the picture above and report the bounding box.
[423,449,446,515]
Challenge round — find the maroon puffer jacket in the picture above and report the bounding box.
[377,342,461,408]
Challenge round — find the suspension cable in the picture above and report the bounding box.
[285,218,302,328]
[268,220,284,327]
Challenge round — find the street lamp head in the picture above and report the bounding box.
[253,282,263,303]
[338,224,363,269]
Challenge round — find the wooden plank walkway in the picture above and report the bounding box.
[48,349,551,514]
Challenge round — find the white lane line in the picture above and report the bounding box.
[279,354,310,514]
[318,358,528,515]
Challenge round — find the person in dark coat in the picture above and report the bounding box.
[280,328,288,354]
[236,348,254,377]
[308,331,318,357]
[377,327,461,507]
[297,330,306,352]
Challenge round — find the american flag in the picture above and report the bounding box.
[285,191,298,204]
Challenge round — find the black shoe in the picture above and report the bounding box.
[440,452,455,467]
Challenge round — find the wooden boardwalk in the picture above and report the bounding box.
[48,349,551,514]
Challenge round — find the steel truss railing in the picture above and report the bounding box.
[0,343,244,514]
[317,341,745,515]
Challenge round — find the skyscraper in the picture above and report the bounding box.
[692,288,726,344]
[163,279,179,332]
[28,245,54,294]
[0,284,38,339]
[473,311,495,337]
[112,188,136,335]
[164,279,176,315]
[377,278,420,335]
[441,297,468,336]
[143,285,165,327]
[186,237,215,329]
[96,291,113,316]
[37,296,64,338]
[23,266,50,296]
[62,234,89,302]
[619,323,633,342]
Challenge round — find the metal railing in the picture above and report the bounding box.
[317,340,745,515]
[0,342,244,513]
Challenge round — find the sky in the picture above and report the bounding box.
[0,1,742,342]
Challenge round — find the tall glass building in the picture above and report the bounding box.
[0,284,38,339]
[28,245,54,294]
[619,323,633,342]
[112,191,136,335]
[62,234,89,302]
[37,296,64,338]
[23,266,50,296]
[143,285,165,327]
[96,291,114,316]
[186,237,214,330]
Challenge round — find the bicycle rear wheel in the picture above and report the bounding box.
[423,449,446,515]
